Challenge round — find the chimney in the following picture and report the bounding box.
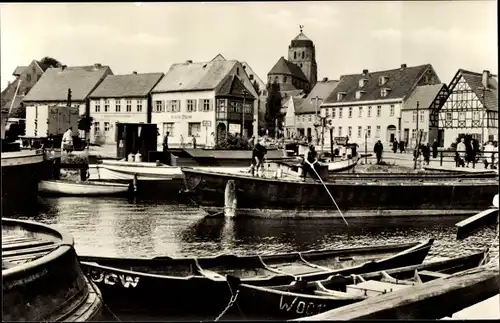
[362,69,369,75]
[482,70,490,89]
[61,65,67,71]
[186,60,193,64]
[94,63,102,68]
[401,64,407,69]
[322,77,329,82]
[132,71,137,75]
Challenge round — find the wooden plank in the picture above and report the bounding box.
[2,239,55,252]
[456,208,498,240]
[1,251,51,263]
[418,270,451,279]
[2,244,57,258]
[296,265,500,321]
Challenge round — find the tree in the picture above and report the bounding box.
[252,80,261,96]
[78,114,93,141]
[264,81,282,138]
[214,133,251,150]
[40,56,62,68]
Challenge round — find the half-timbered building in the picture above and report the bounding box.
[438,69,498,148]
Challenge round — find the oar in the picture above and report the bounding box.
[306,160,348,226]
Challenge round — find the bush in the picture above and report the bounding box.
[214,133,251,150]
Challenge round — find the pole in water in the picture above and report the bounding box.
[224,180,237,218]
[133,173,138,193]
[306,160,348,226]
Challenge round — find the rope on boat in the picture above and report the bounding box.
[214,279,240,321]
[87,277,122,322]
[306,160,348,226]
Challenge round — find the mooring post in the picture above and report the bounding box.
[133,173,138,193]
[224,180,237,218]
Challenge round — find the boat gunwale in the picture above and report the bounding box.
[39,180,130,188]
[2,218,74,278]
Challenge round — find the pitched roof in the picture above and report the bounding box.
[152,60,238,93]
[324,64,434,105]
[268,57,308,82]
[215,74,256,99]
[23,65,112,102]
[305,80,339,100]
[402,84,447,111]
[13,66,28,76]
[89,73,164,98]
[211,54,226,62]
[293,32,311,41]
[459,69,498,111]
[34,60,51,72]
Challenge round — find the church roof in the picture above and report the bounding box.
[268,57,308,82]
[293,32,311,41]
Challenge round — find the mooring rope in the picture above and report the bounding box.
[87,277,122,322]
[306,160,348,226]
[214,279,240,321]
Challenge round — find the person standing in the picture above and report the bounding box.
[61,127,74,154]
[374,140,384,164]
[392,140,398,153]
[250,138,267,177]
[192,136,197,149]
[180,134,185,148]
[399,140,405,153]
[457,138,466,167]
[302,144,319,181]
[163,132,169,152]
[422,143,431,165]
[432,139,439,159]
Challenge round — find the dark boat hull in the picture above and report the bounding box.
[181,168,498,213]
[78,240,432,317]
[234,251,486,320]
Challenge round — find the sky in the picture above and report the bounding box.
[0,1,497,90]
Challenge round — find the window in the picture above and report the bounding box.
[376,125,381,138]
[332,108,336,118]
[377,106,381,117]
[419,111,425,122]
[308,115,312,122]
[104,122,110,132]
[93,122,100,132]
[294,52,297,59]
[348,126,352,137]
[104,100,109,112]
[379,76,387,85]
[202,99,210,112]
[368,106,372,117]
[358,107,363,117]
[337,93,345,101]
[95,102,100,113]
[329,108,333,116]
[413,111,417,122]
[367,126,371,138]
[283,76,287,83]
[339,108,343,118]
[473,111,480,120]
[459,112,466,121]
[446,112,452,121]
[188,122,201,137]
[137,100,143,112]
[412,129,416,138]
[155,100,164,112]
[338,126,342,136]
[115,100,121,112]
[187,99,196,112]
[355,91,363,99]
[126,100,132,112]
[249,74,254,80]
[163,122,174,137]
[358,79,367,88]
[348,107,353,118]
[302,51,305,59]
[170,100,180,112]
[358,126,362,138]
[217,99,226,112]
[390,105,395,116]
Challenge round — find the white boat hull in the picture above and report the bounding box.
[327,157,359,172]
[39,180,129,196]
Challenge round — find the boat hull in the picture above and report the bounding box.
[39,180,130,197]
[79,240,431,317]
[181,168,498,215]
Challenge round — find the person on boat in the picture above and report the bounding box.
[432,139,439,158]
[399,140,405,153]
[392,140,398,153]
[457,138,466,167]
[250,138,267,177]
[61,127,74,154]
[373,140,383,164]
[302,144,319,181]
[135,151,143,163]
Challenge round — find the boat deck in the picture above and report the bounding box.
[2,230,61,268]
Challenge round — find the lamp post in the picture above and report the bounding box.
[241,88,247,138]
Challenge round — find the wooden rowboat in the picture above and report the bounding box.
[78,239,433,317]
[228,250,488,320]
[38,179,130,196]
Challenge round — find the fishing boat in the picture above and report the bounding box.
[78,239,433,317]
[2,218,103,321]
[181,167,499,217]
[228,250,488,320]
[38,179,130,196]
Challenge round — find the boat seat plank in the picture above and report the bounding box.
[2,239,56,252]
[2,251,50,264]
[417,270,451,279]
[1,236,40,245]
[2,244,58,258]
[346,280,412,297]
[200,270,225,280]
[269,262,325,276]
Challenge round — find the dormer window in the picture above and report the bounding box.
[380,88,391,98]
[355,90,365,100]
[337,92,346,101]
[358,79,368,88]
[379,76,388,85]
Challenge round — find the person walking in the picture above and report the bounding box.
[432,139,439,159]
[392,140,398,153]
[399,140,405,153]
[457,138,466,167]
[192,136,197,149]
[374,140,384,164]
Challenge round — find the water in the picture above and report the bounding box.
[5,197,498,260]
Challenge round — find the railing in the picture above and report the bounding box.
[437,150,498,169]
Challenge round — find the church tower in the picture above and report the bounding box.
[288,25,317,89]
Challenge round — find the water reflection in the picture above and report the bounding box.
[12,197,497,260]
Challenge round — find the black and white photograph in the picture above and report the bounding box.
[1,1,498,321]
